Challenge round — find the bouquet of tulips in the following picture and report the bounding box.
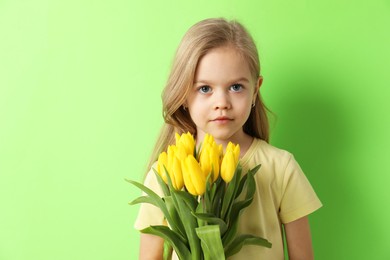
[127,133,271,259]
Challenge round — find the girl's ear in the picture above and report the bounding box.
[256,76,263,90]
[252,76,263,103]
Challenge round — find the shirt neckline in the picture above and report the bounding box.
[240,138,261,168]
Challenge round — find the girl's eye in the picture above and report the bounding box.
[199,85,211,93]
[230,84,243,92]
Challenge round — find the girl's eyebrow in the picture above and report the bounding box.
[230,77,250,83]
[194,77,250,84]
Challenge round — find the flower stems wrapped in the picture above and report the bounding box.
[127,133,271,259]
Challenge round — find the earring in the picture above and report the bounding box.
[252,103,255,108]
[183,105,187,111]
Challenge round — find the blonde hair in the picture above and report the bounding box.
[146,18,270,173]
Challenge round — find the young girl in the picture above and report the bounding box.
[134,18,322,260]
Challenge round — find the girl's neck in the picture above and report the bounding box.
[225,133,254,158]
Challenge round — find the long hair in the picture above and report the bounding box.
[146,18,270,173]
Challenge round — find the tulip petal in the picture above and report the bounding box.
[157,152,168,183]
[181,155,206,196]
[181,159,197,195]
[221,150,236,183]
[171,156,184,190]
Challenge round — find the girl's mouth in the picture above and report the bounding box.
[212,116,232,124]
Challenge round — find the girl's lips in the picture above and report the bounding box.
[212,117,233,124]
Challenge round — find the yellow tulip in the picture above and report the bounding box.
[220,150,236,183]
[199,143,212,178]
[221,142,240,183]
[175,132,195,156]
[174,144,187,161]
[203,133,213,146]
[166,145,184,190]
[170,155,184,190]
[225,142,240,164]
[218,144,223,157]
[181,155,206,196]
[156,151,168,183]
[175,132,180,144]
[199,136,222,182]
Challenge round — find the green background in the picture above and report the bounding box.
[1,0,389,259]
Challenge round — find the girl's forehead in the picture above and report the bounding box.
[194,46,254,82]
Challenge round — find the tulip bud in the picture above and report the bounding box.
[204,133,213,146]
[170,155,184,190]
[221,150,236,183]
[166,145,184,190]
[199,143,212,178]
[175,144,187,161]
[181,155,206,196]
[199,138,221,182]
[225,142,240,164]
[176,132,195,156]
[156,152,168,183]
[221,143,240,183]
[175,132,180,144]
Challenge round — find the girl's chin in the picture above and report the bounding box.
[197,127,245,142]
[204,132,239,143]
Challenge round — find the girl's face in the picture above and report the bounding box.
[186,45,261,146]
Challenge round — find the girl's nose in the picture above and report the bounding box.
[213,91,231,110]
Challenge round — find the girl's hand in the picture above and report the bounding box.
[284,216,314,260]
[139,234,164,260]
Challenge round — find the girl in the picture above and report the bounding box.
[134,18,322,260]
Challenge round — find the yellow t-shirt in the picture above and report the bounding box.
[134,138,322,259]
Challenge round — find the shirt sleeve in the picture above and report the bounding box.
[133,167,166,230]
[279,154,322,224]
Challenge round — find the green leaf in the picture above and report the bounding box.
[164,165,176,193]
[171,189,201,260]
[163,241,173,260]
[221,164,242,221]
[248,164,262,176]
[222,186,255,247]
[164,196,187,242]
[235,174,248,199]
[160,172,200,259]
[125,179,177,232]
[212,179,225,217]
[209,177,219,202]
[221,213,238,248]
[163,168,197,212]
[196,225,225,260]
[243,170,256,200]
[224,234,272,258]
[129,195,155,206]
[141,225,191,260]
[195,201,206,227]
[152,168,170,197]
[222,165,263,248]
[235,164,261,199]
[175,190,198,211]
[204,173,213,213]
[192,212,228,234]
